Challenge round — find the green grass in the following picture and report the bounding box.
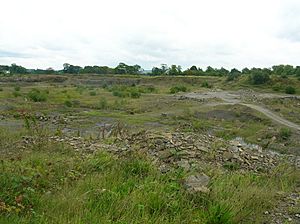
[0,127,299,223]
[0,74,300,223]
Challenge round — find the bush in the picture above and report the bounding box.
[89,91,97,96]
[226,73,240,82]
[279,128,292,140]
[249,73,270,85]
[12,91,21,97]
[28,89,47,102]
[0,87,3,91]
[64,100,73,107]
[99,97,108,109]
[285,86,296,94]
[14,86,21,91]
[201,81,213,88]
[130,90,141,98]
[170,85,187,94]
[109,85,144,98]
[272,84,282,92]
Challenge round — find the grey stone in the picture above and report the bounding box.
[184,174,210,193]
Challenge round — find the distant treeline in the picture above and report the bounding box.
[1,63,300,80]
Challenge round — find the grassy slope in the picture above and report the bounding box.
[0,128,299,224]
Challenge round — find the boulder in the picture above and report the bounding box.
[184,174,210,193]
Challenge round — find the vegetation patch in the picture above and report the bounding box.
[27,89,48,102]
[170,85,187,94]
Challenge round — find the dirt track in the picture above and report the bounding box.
[183,91,300,131]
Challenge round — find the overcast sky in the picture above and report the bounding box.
[0,0,300,70]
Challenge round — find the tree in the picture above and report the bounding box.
[161,64,168,73]
[114,63,142,74]
[46,67,55,74]
[151,67,163,76]
[226,68,241,81]
[242,67,250,74]
[295,66,300,77]
[249,71,270,85]
[190,65,198,71]
[168,65,182,76]
[218,67,229,76]
[63,63,82,74]
[10,63,27,74]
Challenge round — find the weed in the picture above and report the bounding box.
[12,91,21,97]
[285,86,296,94]
[64,100,73,107]
[201,81,213,88]
[205,202,233,224]
[279,128,292,140]
[89,91,97,96]
[99,97,108,109]
[170,85,187,94]
[27,89,47,102]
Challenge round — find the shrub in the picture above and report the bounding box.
[201,81,213,88]
[272,84,282,92]
[64,100,73,107]
[170,85,187,94]
[99,97,108,109]
[226,73,240,82]
[223,162,240,171]
[279,128,292,140]
[89,91,97,96]
[28,89,47,102]
[113,90,129,98]
[14,86,21,91]
[130,90,141,98]
[249,73,270,85]
[12,91,21,97]
[285,86,296,94]
[0,87,3,91]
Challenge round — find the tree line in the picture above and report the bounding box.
[1,63,300,83]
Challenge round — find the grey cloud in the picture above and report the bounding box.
[0,50,31,58]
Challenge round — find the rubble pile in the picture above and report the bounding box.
[124,131,300,172]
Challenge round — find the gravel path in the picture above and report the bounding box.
[183,91,300,131]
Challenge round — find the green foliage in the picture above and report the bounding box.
[201,81,213,88]
[168,65,182,76]
[223,162,241,171]
[64,100,73,107]
[249,72,270,85]
[205,202,233,224]
[0,87,3,91]
[9,63,27,74]
[0,126,299,223]
[12,91,21,97]
[285,86,296,94]
[279,127,292,140]
[14,86,21,91]
[27,89,47,102]
[272,83,282,92]
[170,85,187,94]
[99,97,108,109]
[89,91,97,96]
[130,89,141,98]
[108,85,152,99]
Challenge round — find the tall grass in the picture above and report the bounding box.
[0,127,299,223]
